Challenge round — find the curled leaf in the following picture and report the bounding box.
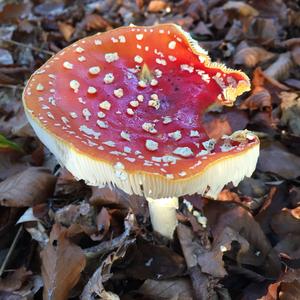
[264,52,294,80]
[234,47,276,67]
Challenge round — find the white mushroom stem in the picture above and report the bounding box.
[146,197,179,238]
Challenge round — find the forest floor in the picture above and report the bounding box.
[0,0,300,299]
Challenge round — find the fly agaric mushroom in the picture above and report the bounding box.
[23,24,259,238]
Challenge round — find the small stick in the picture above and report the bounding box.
[1,39,55,56]
[0,225,23,276]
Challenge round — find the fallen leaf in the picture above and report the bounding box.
[57,22,75,42]
[260,269,300,300]
[0,48,13,65]
[271,207,300,237]
[280,92,300,136]
[41,223,86,300]
[240,86,272,111]
[0,167,56,207]
[137,278,193,300]
[83,14,111,31]
[90,207,111,241]
[204,201,281,278]
[234,47,276,68]
[264,52,294,81]
[147,1,168,13]
[223,1,259,18]
[81,241,133,299]
[0,267,32,292]
[123,238,186,280]
[257,141,300,178]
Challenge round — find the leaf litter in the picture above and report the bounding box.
[0,0,300,299]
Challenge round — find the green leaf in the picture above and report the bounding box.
[0,134,22,152]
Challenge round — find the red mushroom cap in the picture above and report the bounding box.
[23,24,259,198]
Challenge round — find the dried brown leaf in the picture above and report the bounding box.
[240,86,272,111]
[223,1,259,18]
[147,1,168,13]
[84,14,111,31]
[81,241,132,300]
[0,267,32,292]
[124,239,185,280]
[41,223,86,300]
[260,269,300,300]
[57,22,75,42]
[280,92,300,136]
[271,207,300,237]
[234,47,276,68]
[0,167,56,207]
[138,278,193,300]
[257,141,300,178]
[264,52,294,81]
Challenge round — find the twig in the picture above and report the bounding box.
[84,213,133,259]
[0,225,23,276]
[0,39,55,56]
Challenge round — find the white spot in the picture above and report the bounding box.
[168,130,182,141]
[63,61,73,69]
[105,52,119,63]
[47,112,55,119]
[168,41,176,49]
[119,35,126,43]
[168,55,176,62]
[78,56,86,62]
[138,80,147,88]
[36,83,44,91]
[145,46,149,51]
[82,108,91,120]
[166,174,174,180]
[97,111,106,118]
[142,122,157,134]
[150,79,158,86]
[97,120,108,128]
[148,94,160,109]
[103,73,114,84]
[202,139,216,152]
[127,108,134,115]
[179,171,187,177]
[89,66,101,75]
[181,64,194,73]
[136,34,143,40]
[134,55,143,63]
[154,69,162,78]
[70,80,80,93]
[162,116,172,124]
[130,100,139,107]
[70,112,78,118]
[114,88,124,98]
[124,146,131,153]
[198,55,205,63]
[137,44,142,49]
[87,86,97,94]
[190,130,200,137]
[156,58,167,66]
[120,131,131,141]
[173,147,194,157]
[95,39,102,45]
[79,125,101,139]
[111,37,118,43]
[99,101,111,110]
[75,47,84,53]
[145,139,158,151]
[137,94,144,102]
[103,141,115,147]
